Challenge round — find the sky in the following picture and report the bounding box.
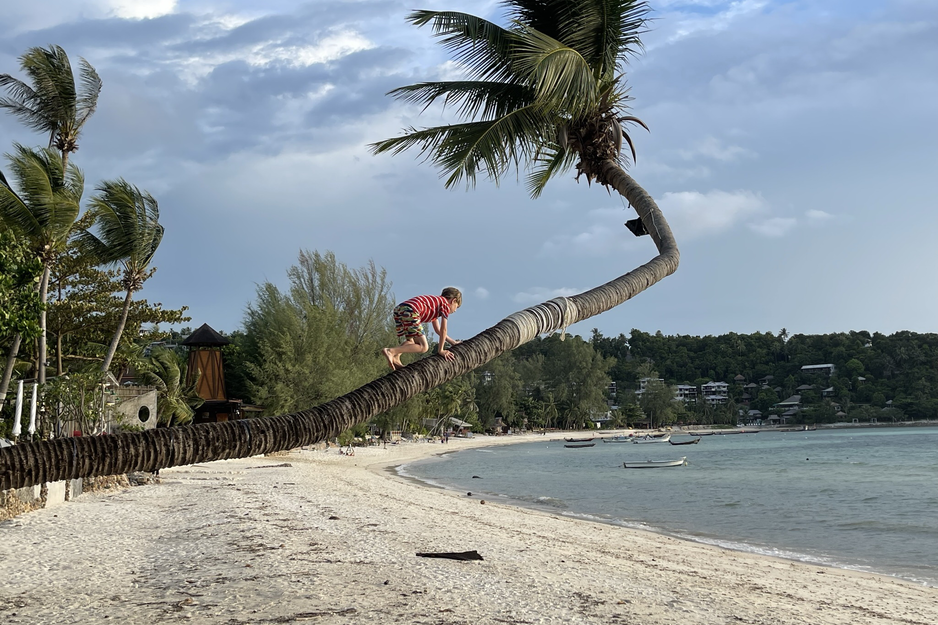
[1,0,936,343]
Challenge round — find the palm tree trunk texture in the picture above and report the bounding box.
[37,265,50,386]
[0,333,23,414]
[101,290,134,374]
[0,165,678,491]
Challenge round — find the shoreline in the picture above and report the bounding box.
[2,432,936,624]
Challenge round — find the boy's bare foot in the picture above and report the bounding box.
[382,348,396,371]
[392,356,404,370]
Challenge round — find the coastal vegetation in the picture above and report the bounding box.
[0,45,188,438]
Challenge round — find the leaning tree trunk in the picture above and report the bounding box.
[0,333,23,413]
[37,264,51,386]
[0,164,678,491]
[100,289,134,375]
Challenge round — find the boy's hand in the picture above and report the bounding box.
[439,349,456,361]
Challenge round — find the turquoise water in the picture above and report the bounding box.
[401,427,938,586]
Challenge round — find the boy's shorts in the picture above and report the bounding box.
[393,304,424,338]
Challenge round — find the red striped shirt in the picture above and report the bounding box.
[400,295,451,323]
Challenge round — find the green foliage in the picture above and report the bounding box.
[0,230,42,341]
[136,347,202,426]
[240,250,397,416]
[46,245,189,375]
[372,0,651,196]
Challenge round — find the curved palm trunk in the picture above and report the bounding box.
[0,333,23,413]
[0,165,678,491]
[101,289,133,374]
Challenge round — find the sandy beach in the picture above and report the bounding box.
[1,432,936,624]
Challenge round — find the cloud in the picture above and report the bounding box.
[540,207,644,258]
[105,0,177,20]
[748,217,797,238]
[474,287,490,300]
[806,209,834,224]
[679,136,756,162]
[512,287,582,305]
[658,189,767,240]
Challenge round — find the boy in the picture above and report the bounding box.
[383,287,462,370]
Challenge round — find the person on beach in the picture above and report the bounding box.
[383,287,462,370]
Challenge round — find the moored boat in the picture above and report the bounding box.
[564,443,595,448]
[623,457,687,468]
[564,437,594,442]
[632,434,671,444]
[669,437,701,445]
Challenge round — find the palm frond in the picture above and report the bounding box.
[387,80,534,121]
[0,145,82,245]
[511,26,600,115]
[79,179,163,270]
[374,104,551,189]
[75,57,102,127]
[408,10,518,83]
[526,144,578,198]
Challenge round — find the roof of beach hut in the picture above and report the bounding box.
[182,323,230,347]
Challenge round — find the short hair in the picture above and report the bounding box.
[441,287,462,306]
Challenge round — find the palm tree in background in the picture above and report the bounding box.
[0,45,99,412]
[75,179,164,375]
[0,45,102,172]
[137,347,202,427]
[0,145,82,397]
[1,1,681,490]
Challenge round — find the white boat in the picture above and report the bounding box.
[632,434,671,444]
[623,457,686,469]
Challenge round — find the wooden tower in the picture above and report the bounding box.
[182,323,236,422]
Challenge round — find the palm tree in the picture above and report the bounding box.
[0,2,680,490]
[0,145,82,396]
[137,347,202,427]
[75,180,164,374]
[0,45,102,172]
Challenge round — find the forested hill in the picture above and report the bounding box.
[590,328,938,421]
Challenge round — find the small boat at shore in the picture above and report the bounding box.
[623,457,686,469]
[632,434,671,444]
[564,443,595,448]
[669,437,700,445]
[564,437,594,442]
[601,436,632,443]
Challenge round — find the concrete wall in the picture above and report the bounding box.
[114,388,158,430]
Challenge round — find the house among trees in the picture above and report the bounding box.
[801,364,835,376]
[701,381,729,405]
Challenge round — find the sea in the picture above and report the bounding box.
[400,426,938,587]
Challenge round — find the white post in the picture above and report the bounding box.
[11,380,24,440]
[28,382,38,435]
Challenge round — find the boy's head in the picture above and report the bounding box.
[441,287,462,312]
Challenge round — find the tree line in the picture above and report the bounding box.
[223,263,938,435]
[0,45,188,438]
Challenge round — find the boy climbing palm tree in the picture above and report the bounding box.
[383,287,462,370]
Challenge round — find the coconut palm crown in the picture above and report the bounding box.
[74,179,165,373]
[371,0,650,197]
[0,45,102,170]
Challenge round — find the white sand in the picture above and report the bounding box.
[1,432,936,624]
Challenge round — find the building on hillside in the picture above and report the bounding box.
[701,381,729,405]
[635,377,664,397]
[675,384,698,403]
[802,364,835,376]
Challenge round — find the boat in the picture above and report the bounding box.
[669,437,701,446]
[623,457,687,469]
[564,437,594,442]
[601,436,632,443]
[564,443,595,448]
[632,434,671,444]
